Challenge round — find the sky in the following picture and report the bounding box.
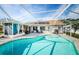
[0,4,79,23]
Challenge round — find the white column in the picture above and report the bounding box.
[18,24,20,34]
[62,25,64,33]
[49,26,51,31]
[70,25,72,36]
[12,23,13,35]
[45,26,48,31]
[22,25,24,33]
[30,26,32,33]
[37,26,40,32]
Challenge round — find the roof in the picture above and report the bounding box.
[48,20,64,25]
[25,20,64,26]
[0,18,20,24]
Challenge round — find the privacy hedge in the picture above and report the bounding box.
[0,32,3,35]
[65,32,79,39]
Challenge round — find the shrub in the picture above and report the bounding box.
[65,32,79,39]
[0,32,3,35]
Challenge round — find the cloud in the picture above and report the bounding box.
[66,5,79,19]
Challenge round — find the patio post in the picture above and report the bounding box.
[12,23,13,35]
[45,26,48,31]
[3,23,5,35]
[38,26,40,33]
[30,26,32,33]
[22,25,24,33]
[70,22,72,37]
[18,24,20,34]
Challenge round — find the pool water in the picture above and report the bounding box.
[0,34,78,55]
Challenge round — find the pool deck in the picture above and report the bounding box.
[0,33,45,45]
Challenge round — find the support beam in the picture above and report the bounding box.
[70,23,72,37]
[31,10,56,14]
[45,26,49,31]
[20,5,36,20]
[18,24,20,34]
[22,25,24,33]
[55,4,71,18]
[3,23,5,35]
[0,5,11,19]
[12,23,13,35]
[38,26,40,33]
[68,9,79,15]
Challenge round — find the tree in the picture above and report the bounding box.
[72,22,79,34]
[63,18,79,34]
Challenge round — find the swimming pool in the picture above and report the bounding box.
[0,34,78,55]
